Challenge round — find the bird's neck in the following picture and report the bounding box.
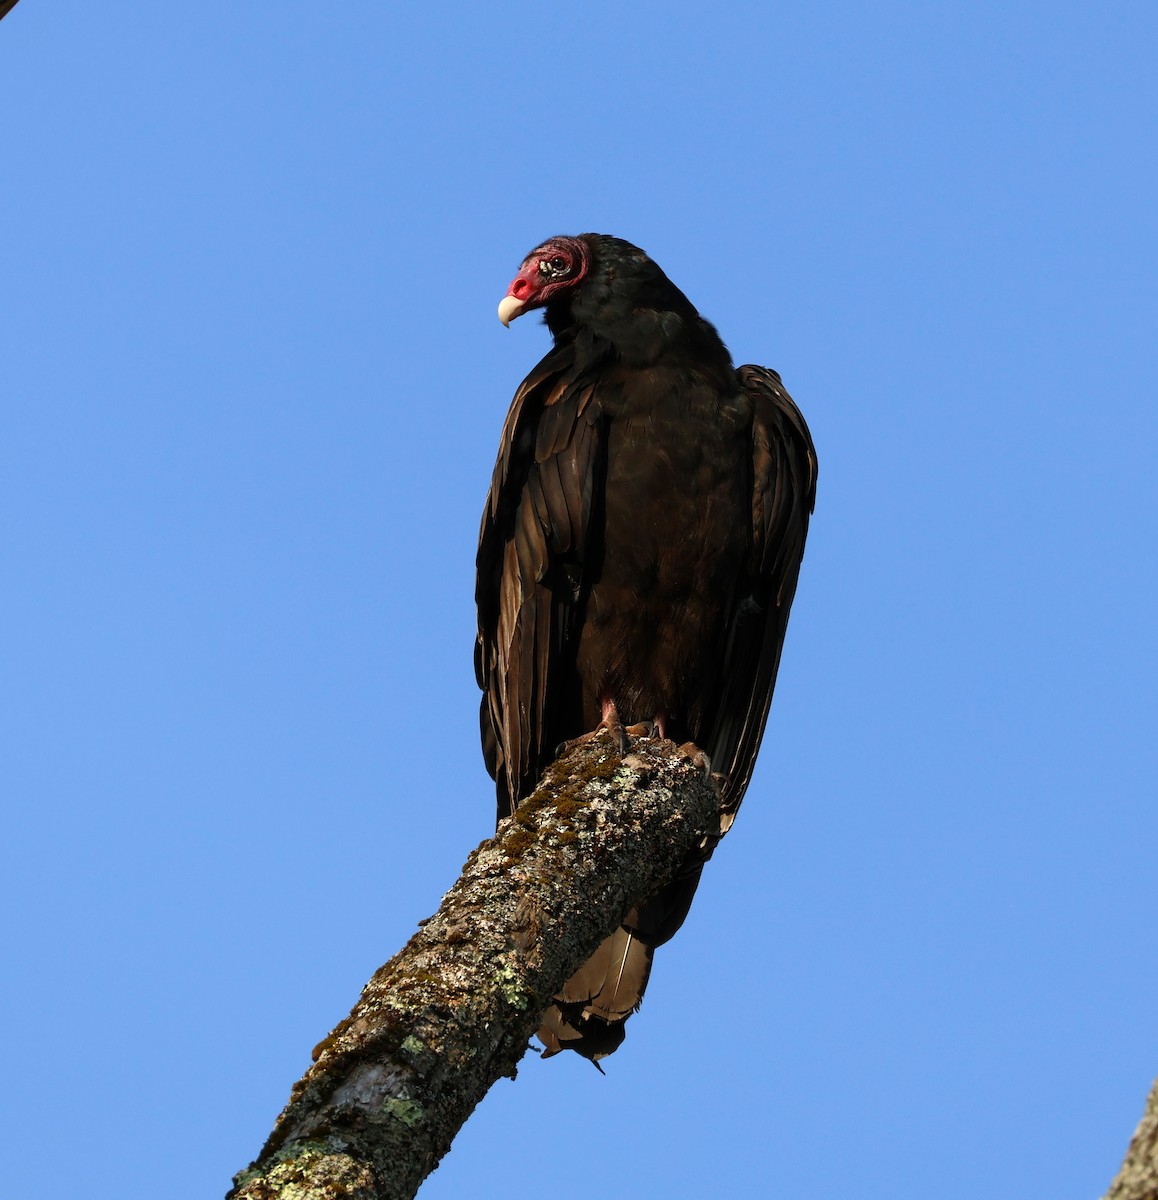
[548,305,734,379]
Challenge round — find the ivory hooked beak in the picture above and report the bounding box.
[497,295,526,327]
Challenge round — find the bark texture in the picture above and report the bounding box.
[229,733,719,1200]
[1106,1080,1158,1200]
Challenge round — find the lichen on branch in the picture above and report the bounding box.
[229,732,719,1200]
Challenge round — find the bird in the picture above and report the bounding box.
[475,233,817,1060]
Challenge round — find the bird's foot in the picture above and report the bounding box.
[561,722,628,756]
[623,713,668,741]
[675,742,713,779]
[560,698,634,757]
[557,728,600,756]
[603,708,629,755]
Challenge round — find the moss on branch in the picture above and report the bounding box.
[229,733,719,1200]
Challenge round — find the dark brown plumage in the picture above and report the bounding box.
[476,234,817,1060]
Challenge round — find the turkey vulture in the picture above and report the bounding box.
[475,234,817,1059]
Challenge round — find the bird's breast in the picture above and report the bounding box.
[576,383,750,729]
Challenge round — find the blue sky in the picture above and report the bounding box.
[3,3,1156,1197]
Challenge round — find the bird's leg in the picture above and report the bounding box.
[600,696,629,755]
[559,696,631,757]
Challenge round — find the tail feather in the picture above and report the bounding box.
[537,827,708,1060]
[538,927,652,1060]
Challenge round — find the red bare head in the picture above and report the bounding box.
[497,235,590,326]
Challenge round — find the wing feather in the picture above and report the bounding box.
[535,452,575,553]
[702,365,817,837]
[476,348,605,819]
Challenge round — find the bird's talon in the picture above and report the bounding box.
[675,742,713,779]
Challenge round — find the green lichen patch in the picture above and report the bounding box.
[231,1139,376,1200]
[493,961,532,1010]
[382,1097,424,1127]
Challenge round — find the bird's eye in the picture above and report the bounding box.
[538,255,571,279]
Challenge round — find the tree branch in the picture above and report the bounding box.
[228,733,719,1200]
[0,2,22,24]
[1105,1080,1158,1200]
